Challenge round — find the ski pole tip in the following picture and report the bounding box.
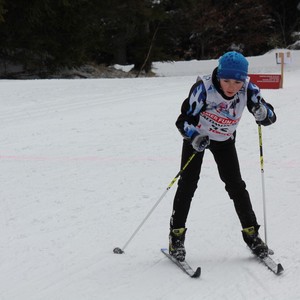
[113,247,124,254]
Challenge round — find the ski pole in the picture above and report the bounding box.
[258,124,268,244]
[113,152,197,254]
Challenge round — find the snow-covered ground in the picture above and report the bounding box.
[1,50,300,300]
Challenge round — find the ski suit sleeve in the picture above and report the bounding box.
[175,80,207,140]
[246,81,277,126]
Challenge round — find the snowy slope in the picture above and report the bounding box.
[0,50,300,300]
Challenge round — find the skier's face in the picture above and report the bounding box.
[219,79,244,97]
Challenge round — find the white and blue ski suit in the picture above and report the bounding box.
[170,68,276,231]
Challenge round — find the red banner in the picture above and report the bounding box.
[248,74,282,89]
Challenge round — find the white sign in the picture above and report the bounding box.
[276,52,292,64]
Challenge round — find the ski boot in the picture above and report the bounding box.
[169,228,187,262]
[242,226,268,258]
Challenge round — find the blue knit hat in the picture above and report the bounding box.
[217,51,248,82]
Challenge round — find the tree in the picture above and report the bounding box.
[0,0,298,78]
[96,0,169,72]
[266,0,300,47]
[0,0,105,75]
[188,0,275,58]
[0,0,5,23]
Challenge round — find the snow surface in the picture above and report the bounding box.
[1,50,300,300]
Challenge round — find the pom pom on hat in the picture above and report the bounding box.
[217,51,248,82]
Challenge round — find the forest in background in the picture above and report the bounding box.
[0,0,299,78]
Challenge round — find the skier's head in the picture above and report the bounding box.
[217,51,248,82]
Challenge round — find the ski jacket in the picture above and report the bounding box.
[176,68,276,142]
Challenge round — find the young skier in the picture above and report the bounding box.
[169,51,276,262]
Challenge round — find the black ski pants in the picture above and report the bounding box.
[170,136,259,230]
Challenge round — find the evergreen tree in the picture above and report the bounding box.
[95,0,168,72]
[189,0,275,58]
[266,0,300,46]
[0,0,105,75]
[0,0,5,23]
[0,0,298,77]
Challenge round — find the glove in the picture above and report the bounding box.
[191,134,210,152]
[252,104,267,121]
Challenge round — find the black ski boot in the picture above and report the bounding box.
[169,228,187,262]
[242,226,268,258]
